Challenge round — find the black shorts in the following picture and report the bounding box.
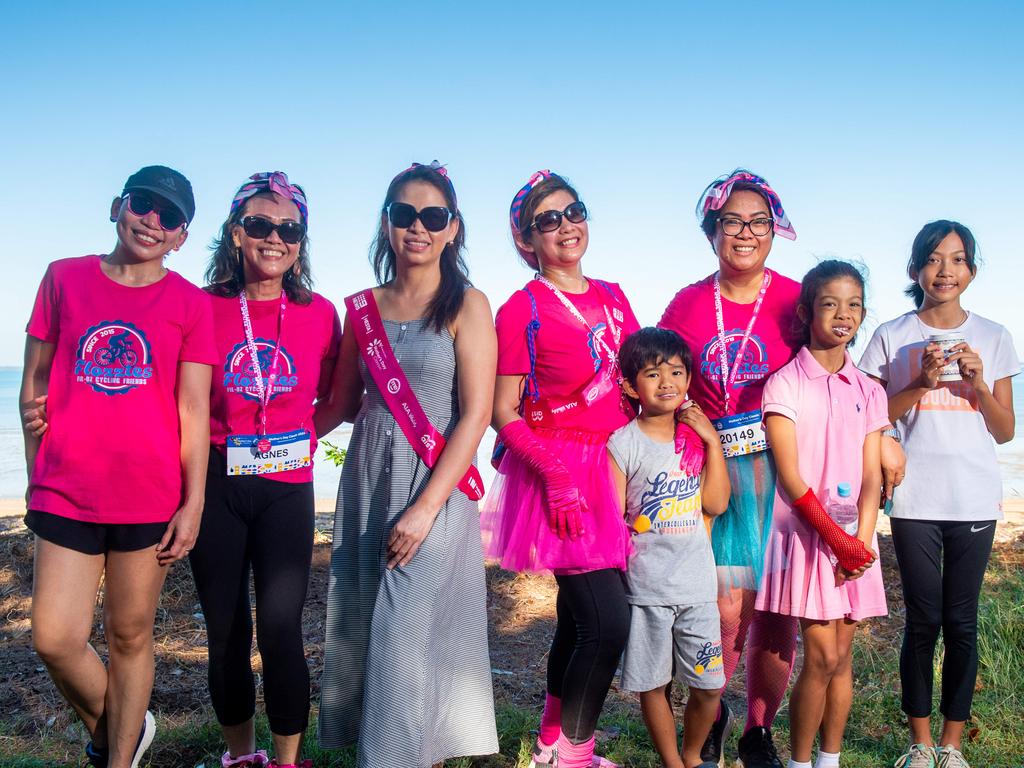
[25,510,168,556]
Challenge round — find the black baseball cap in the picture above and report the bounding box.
[122,165,196,224]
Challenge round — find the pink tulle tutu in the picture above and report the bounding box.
[754,523,888,622]
[481,427,631,573]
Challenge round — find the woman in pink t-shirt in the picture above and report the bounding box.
[482,171,639,768]
[20,166,215,768]
[190,172,341,768]
[658,170,802,767]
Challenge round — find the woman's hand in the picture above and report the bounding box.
[156,503,202,566]
[22,394,48,437]
[387,500,440,570]
[879,434,905,501]
[916,343,946,390]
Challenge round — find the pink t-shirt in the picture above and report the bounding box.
[26,255,217,524]
[209,292,342,483]
[495,278,640,434]
[659,271,801,421]
[762,347,890,527]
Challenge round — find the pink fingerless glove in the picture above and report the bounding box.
[498,420,588,539]
[673,419,706,476]
[792,488,874,572]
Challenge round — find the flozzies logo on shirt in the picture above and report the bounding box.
[586,322,609,372]
[632,471,702,534]
[699,331,771,387]
[223,339,298,401]
[75,321,154,395]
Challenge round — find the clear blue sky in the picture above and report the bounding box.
[3,1,1022,366]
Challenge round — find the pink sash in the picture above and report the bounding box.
[523,363,621,429]
[345,290,484,501]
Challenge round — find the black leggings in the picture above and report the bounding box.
[189,451,315,735]
[548,569,631,743]
[891,517,995,722]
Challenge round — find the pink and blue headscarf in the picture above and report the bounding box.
[390,160,457,208]
[230,171,308,223]
[509,170,553,268]
[698,170,796,240]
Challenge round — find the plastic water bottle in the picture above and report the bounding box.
[826,482,859,536]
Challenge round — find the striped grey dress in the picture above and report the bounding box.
[318,317,498,767]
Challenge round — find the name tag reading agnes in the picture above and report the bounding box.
[226,429,311,476]
[711,410,767,459]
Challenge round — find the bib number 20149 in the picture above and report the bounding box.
[711,410,768,459]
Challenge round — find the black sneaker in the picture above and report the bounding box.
[700,699,734,767]
[85,741,108,768]
[737,726,783,768]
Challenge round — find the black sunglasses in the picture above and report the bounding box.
[526,201,588,234]
[386,202,453,232]
[240,216,306,244]
[123,192,187,231]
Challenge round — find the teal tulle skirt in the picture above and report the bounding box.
[711,450,777,594]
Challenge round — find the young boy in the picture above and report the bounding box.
[607,328,730,768]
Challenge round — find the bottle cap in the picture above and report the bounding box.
[837,482,852,498]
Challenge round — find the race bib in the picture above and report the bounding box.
[226,429,311,476]
[712,410,767,458]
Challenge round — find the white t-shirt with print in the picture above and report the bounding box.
[858,311,1020,522]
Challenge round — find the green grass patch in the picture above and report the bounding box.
[3,546,1022,767]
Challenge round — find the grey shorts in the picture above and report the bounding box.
[620,601,725,692]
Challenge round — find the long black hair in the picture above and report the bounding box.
[371,164,470,332]
[905,220,978,308]
[205,192,313,304]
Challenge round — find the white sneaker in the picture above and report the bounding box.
[129,710,156,768]
[937,745,970,768]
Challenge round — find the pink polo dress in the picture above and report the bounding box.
[755,347,890,621]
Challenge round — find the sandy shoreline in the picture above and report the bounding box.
[1,498,1022,541]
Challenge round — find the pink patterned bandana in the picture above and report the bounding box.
[509,170,553,268]
[391,161,456,208]
[230,171,308,223]
[699,171,795,240]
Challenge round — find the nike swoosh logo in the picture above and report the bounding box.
[970,524,992,533]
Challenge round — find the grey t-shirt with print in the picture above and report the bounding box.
[607,420,717,606]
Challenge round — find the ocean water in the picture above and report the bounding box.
[2,367,1023,500]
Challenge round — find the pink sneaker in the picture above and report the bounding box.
[221,750,269,768]
[268,761,312,768]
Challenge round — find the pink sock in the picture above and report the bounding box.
[718,587,756,685]
[555,733,595,768]
[539,692,562,746]
[746,610,798,730]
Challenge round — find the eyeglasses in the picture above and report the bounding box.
[240,216,306,244]
[123,192,187,231]
[526,201,588,234]
[385,202,453,232]
[719,217,774,237]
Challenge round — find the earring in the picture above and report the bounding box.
[233,237,241,248]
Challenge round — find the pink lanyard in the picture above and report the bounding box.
[535,275,622,365]
[712,269,771,415]
[239,291,286,444]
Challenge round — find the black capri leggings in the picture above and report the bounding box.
[890,517,995,722]
[189,450,315,735]
[548,568,631,743]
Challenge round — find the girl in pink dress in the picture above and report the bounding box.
[483,171,638,768]
[759,261,889,768]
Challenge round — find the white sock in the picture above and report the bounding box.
[814,750,841,768]
[788,761,813,768]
